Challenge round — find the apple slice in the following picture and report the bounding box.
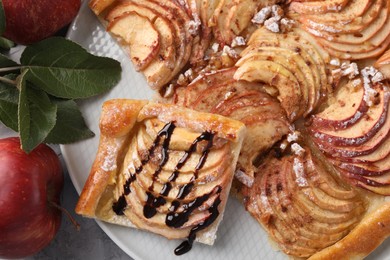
[105,2,157,22]
[375,49,390,79]
[237,47,318,116]
[107,11,160,71]
[337,168,390,195]
[246,27,330,104]
[89,0,115,15]
[334,155,390,177]
[234,58,303,121]
[316,13,390,53]
[289,0,350,15]
[224,0,260,43]
[310,78,368,130]
[299,0,373,24]
[298,0,382,35]
[313,108,390,158]
[311,86,389,147]
[210,0,261,45]
[342,137,390,163]
[148,0,193,80]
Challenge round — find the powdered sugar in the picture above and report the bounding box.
[341,62,359,79]
[287,131,300,143]
[222,45,239,58]
[293,157,308,187]
[330,58,341,66]
[291,143,305,156]
[235,169,254,187]
[361,66,383,106]
[101,142,120,171]
[211,42,220,53]
[252,5,295,33]
[231,36,246,47]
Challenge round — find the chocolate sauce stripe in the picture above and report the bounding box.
[133,173,228,208]
[135,153,231,190]
[138,148,230,183]
[123,182,221,228]
[113,122,176,215]
[138,128,228,173]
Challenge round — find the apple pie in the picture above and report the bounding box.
[75,100,246,254]
[81,0,390,258]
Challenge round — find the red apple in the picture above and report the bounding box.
[2,0,81,45]
[0,137,63,259]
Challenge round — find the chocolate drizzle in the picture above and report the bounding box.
[112,122,176,215]
[112,121,221,255]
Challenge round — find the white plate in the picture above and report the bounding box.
[62,1,390,260]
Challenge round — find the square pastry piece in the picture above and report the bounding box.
[75,100,246,255]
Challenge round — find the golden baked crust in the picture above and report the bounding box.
[310,201,390,259]
[76,99,246,252]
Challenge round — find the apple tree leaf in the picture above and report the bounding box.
[0,37,14,50]
[18,70,57,153]
[44,99,95,144]
[0,53,18,69]
[0,74,18,131]
[20,37,121,99]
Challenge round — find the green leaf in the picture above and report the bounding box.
[20,37,121,99]
[45,99,95,144]
[18,70,57,153]
[0,53,18,68]
[0,74,18,131]
[0,37,14,50]
[0,0,5,35]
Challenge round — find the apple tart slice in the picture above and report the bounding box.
[376,48,390,79]
[75,100,246,255]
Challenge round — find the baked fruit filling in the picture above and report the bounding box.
[241,144,366,258]
[78,0,390,258]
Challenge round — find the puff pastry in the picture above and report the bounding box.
[75,100,245,254]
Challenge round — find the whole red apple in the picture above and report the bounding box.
[0,137,63,259]
[2,0,81,45]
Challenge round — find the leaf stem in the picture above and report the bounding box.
[0,75,16,85]
[0,66,22,73]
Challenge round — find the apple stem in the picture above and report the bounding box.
[0,75,17,86]
[0,66,22,73]
[49,201,81,231]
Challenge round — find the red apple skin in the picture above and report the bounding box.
[3,0,81,45]
[0,137,63,259]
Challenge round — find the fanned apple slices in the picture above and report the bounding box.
[174,68,290,187]
[208,0,272,45]
[309,79,390,194]
[75,100,246,254]
[241,146,365,258]
[289,0,390,60]
[95,0,196,90]
[234,27,330,121]
[310,78,368,130]
[289,0,351,15]
[375,49,390,79]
